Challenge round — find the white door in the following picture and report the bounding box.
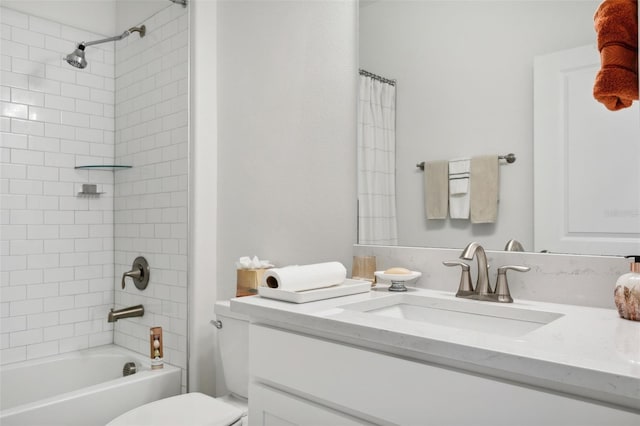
[534,44,640,256]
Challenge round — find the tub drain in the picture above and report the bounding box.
[123,361,137,377]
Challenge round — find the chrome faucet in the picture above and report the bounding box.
[444,242,530,303]
[459,242,492,296]
[108,304,144,322]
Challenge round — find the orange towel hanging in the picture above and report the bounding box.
[593,0,639,111]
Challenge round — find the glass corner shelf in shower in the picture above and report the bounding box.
[74,165,132,170]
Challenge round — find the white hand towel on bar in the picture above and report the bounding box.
[424,160,449,219]
[448,158,470,219]
[470,155,499,223]
[261,262,346,292]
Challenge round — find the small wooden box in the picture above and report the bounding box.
[237,268,268,297]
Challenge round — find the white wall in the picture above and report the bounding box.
[214,0,358,394]
[359,0,600,251]
[189,0,218,396]
[1,7,115,363]
[216,0,358,301]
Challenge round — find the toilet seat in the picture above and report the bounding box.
[107,392,244,426]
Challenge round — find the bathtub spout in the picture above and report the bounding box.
[108,305,144,322]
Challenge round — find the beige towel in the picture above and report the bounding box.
[424,160,448,219]
[470,155,499,223]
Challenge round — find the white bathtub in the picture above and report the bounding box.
[0,345,181,426]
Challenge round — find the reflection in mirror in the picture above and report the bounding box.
[358,0,639,255]
[534,44,640,256]
[357,69,398,245]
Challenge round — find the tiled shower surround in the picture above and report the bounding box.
[1,5,189,388]
[113,5,189,386]
[1,7,116,363]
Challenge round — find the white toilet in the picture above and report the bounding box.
[107,301,249,426]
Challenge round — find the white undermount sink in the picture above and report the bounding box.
[339,293,564,337]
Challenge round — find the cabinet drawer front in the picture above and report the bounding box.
[250,324,640,425]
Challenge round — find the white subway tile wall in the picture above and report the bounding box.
[1,4,189,390]
[113,5,189,389]
[1,7,115,364]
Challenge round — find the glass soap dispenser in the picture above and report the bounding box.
[614,255,640,321]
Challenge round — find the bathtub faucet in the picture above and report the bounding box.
[108,304,144,322]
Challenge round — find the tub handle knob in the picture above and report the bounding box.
[122,257,150,290]
[210,320,222,329]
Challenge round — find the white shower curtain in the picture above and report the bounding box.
[357,75,398,245]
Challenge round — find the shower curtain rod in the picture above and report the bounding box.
[359,69,396,86]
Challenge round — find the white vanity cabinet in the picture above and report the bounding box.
[249,324,640,426]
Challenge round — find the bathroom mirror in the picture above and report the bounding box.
[358,0,640,255]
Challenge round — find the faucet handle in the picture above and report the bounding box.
[121,256,150,290]
[443,261,473,296]
[494,265,530,303]
[121,268,141,289]
[498,265,531,273]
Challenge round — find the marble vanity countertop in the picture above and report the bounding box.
[231,286,640,411]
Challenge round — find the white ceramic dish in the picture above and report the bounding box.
[258,279,371,303]
[374,270,422,282]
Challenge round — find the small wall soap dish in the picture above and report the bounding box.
[78,184,104,197]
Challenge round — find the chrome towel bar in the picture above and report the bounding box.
[416,153,516,170]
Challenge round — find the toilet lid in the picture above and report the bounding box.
[107,393,243,426]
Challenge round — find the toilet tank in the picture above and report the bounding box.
[214,301,249,399]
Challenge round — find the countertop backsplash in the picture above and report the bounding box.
[354,245,629,310]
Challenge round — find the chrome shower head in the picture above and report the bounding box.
[64,25,146,69]
[65,44,87,69]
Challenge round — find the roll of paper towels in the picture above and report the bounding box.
[262,262,347,292]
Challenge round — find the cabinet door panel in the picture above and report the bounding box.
[249,382,370,426]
